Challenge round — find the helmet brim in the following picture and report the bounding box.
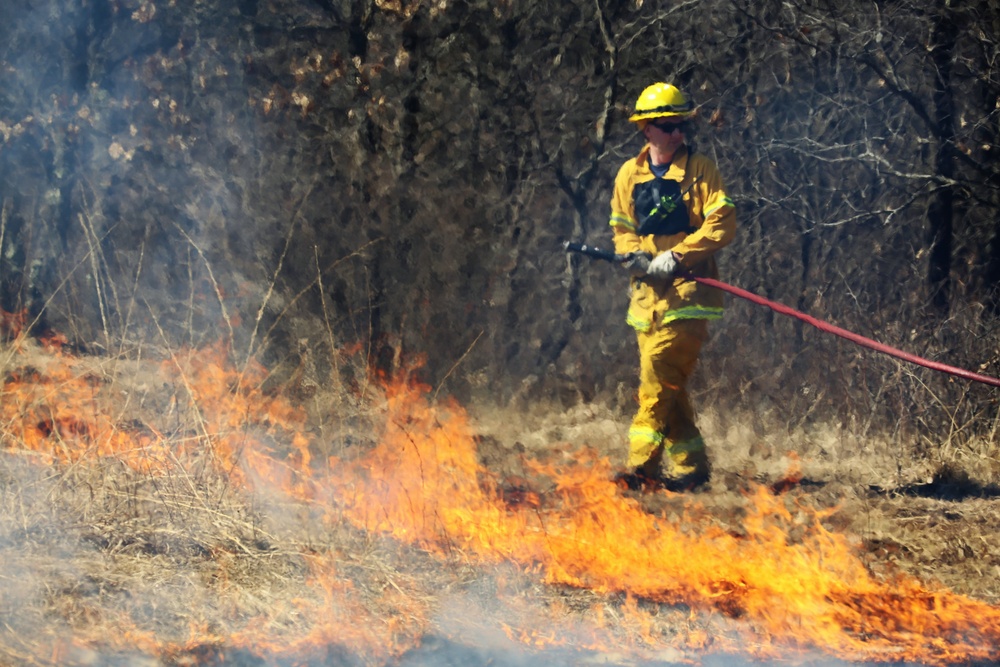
[628,110,693,123]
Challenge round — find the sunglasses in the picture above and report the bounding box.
[650,119,690,134]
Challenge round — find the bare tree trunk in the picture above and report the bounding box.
[987,232,1000,313]
[927,1,958,313]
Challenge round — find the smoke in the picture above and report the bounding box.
[0,459,77,655]
[0,0,282,352]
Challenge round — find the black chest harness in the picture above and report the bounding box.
[633,174,701,236]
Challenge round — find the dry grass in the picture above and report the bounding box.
[0,340,366,664]
[2,337,1000,666]
[470,394,1000,608]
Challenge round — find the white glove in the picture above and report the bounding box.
[647,251,679,279]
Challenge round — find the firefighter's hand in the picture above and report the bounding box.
[621,252,652,277]
[647,251,679,279]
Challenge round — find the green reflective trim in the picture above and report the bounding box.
[661,306,723,325]
[629,427,664,445]
[704,197,735,218]
[669,435,705,455]
[627,310,652,332]
[610,212,637,232]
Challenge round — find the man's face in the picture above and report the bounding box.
[644,117,688,151]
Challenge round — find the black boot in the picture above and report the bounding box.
[663,448,710,492]
[613,468,663,492]
[662,469,710,492]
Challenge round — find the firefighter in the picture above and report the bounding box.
[609,82,736,491]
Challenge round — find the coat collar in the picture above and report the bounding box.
[635,144,689,180]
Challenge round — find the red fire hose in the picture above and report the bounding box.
[690,274,1000,389]
[564,242,1000,389]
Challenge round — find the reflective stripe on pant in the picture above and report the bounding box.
[628,318,709,477]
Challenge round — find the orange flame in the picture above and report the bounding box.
[321,381,1000,664]
[3,339,1000,665]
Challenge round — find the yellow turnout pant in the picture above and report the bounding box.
[628,318,709,478]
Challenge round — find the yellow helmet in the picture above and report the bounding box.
[628,82,693,123]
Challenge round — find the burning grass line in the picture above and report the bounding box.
[321,381,1000,664]
[6,341,1000,665]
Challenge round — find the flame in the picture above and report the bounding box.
[2,336,1000,665]
[323,384,1000,664]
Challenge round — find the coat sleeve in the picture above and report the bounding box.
[671,158,736,266]
[609,162,642,255]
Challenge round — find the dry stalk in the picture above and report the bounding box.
[242,177,317,378]
[76,212,109,346]
[0,199,8,294]
[315,244,340,383]
[137,295,225,512]
[0,220,120,365]
[433,329,484,402]
[111,222,150,363]
[255,237,386,363]
[168,220,236,353]
[186,244,196,344]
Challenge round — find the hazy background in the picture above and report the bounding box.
[2,0,998,446]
